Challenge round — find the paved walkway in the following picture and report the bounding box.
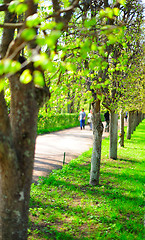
[33,123,109,182]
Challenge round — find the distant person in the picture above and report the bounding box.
[79,108,86,130]
[88,109,93,130]
[104,111,109,132]
[125,112,128,122]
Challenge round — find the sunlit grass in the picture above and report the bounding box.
[28,120,145,240]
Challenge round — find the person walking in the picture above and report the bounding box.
[79,108,86,130]
[87,109,93,130]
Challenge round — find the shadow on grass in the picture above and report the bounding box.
[29,167,144,239]
[30,164,144,209]
[105,157,140,164]
[29,221,80,240]
[29,177,144,239]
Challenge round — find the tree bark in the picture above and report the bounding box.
[137,111,139,126]
[0,74,39,240]
[133,111,137,131]
[119,110,124,147]
[109,110,118,159]
[90,100,103,186]
[131,111,135,134]
[0,1,46,239]
[127,111,133,139]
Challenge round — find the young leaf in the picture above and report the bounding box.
[20,69,32,84]
[16,3,28,15]
[33,71,44,87]
[21,29,36,41]
[26,14,40,28]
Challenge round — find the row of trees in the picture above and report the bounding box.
[47,0,144,184]
[0,0,144,239]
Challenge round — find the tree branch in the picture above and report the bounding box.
[3,0,37,60]
[0,4,8,11]
[47,0,79,22]
[0,23,23,29]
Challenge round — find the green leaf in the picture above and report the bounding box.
[8,0,19,12]
[106,8,114,19]
[26,14,40,28]
[33,53,49,70]
[3,59,12,73]
[97,95,102,100]
[99,9,106,18]
[65,62,77,72]
[21,28,36,41]
[0,79,5,92]
[89,60,96,69]
[113,8,120,16]
[105,79,110,85]
[11,61,21,73]
[91,44,97,51]
[20,69,32,84]
[16,3,28,15]
[2,59,21,74]
[9,1,28,14]
[0,62,4,75]
[118,0,126,7]
[33,71,44,87]
[40,21,56,31]
[46,30,61,48]
[108,34,118,44]
[84,18,96,28]
[36,36,46,47]
[56,22,64,30]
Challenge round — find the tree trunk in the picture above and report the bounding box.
[0,75,39,240]
[133,111,137,131]
[139,112,142,123]
[90,100,103,186]
[119,110,124,147]
[0,2,41,238]
[109,110,118,159]
[131,111,135,134]
[127,111,133,139]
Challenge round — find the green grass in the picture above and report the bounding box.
[28,120,145,240]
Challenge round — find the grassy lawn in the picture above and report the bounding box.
[28,120,145,240]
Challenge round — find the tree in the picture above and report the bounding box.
[102,0,144,157]
[51,0,126,184]
[57,0,144,184]
[0,0,79,239]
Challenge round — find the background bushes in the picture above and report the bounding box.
[37,112,105,134]
[37,113,79,134]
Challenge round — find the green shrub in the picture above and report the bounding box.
[37,113,79,134]
[37,112,104,134]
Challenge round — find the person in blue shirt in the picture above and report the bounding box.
[79,108,86,130]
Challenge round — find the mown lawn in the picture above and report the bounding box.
[28,120,145,240]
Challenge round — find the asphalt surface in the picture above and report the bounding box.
[33,123,109,182]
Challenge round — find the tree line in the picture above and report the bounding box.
[0,0,144,239]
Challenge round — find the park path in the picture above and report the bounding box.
[33,123,110,182]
